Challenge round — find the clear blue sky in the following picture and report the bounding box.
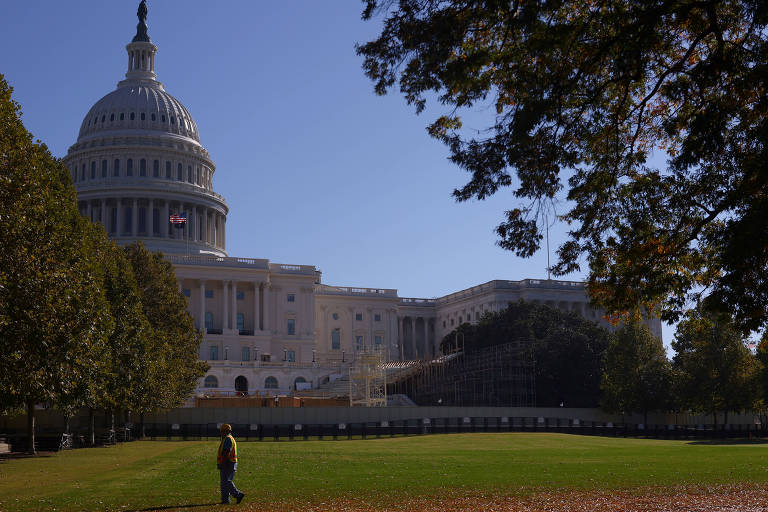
[1,1,672,343]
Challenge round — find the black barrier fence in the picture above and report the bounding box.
[136,417,767,442]
[4,418,765,452]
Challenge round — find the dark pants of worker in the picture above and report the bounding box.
[219,463,242,504]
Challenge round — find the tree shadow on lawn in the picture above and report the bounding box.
[0,452,55,461]
[126,504,220,511]
[686,439,768,446]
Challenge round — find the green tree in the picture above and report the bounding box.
[673,310,762,425]
[358,1,768,332]
[442,301,611,407]
[123,242,207,433]
[0,75,112,453]
[601,320,672,424]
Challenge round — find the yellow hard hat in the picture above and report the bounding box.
[220,423,232,433]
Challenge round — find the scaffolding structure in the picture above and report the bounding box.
[388,341,536,407]
[349,347,387,407]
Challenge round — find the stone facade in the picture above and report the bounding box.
[65,4,662,396]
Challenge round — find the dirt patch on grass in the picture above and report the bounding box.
[228,485,768,512]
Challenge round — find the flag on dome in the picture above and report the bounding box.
[170,213,187,227]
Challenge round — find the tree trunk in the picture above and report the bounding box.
[26,400,35,455]
[88,407,95,446]
[110,410,115,432]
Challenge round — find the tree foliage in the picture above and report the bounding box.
[672,309,762,424]
[601,321,672,423]
[441,301,611,407]
[0,75,112,452]
[123,242,208,411]
[359,0,768,332]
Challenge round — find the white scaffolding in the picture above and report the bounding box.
[349,347,387,407]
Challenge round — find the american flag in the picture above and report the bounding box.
[169,213,187,225]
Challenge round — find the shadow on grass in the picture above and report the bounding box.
[126,504,220,511]
[686,439,768,446]
[0,452,55,460]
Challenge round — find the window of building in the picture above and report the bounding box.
[265,376,278,389]
[331,328,340,350]
[287,350,296,362]
[236,291,244,300]
[101,160,107,177]
[81,164,85,181]
[140,112,145,120]
[374,313,381,322]
[294,376,307,390]
[209,345,218,361]
[183,288,191,297]
[120,113,124,120]
[161,114,166,123]
[375,335,383,347]
[130,112,135,120]
[188,165,192,182]
[237,313,244,331]
[110,113,114,121]
[153,160,159,177]
[113,159,120,176]
[450,318,454,326]
[127,158,133,176]
[124,206,132,233]
[204,375,218,388]
[459,316,463,324]
[165,161,171,178]
[205,290,213,298]
[287,319,295,335]
[287,294,295,302]
[151,113,156,121]
[196,167,200,184]
[205,312,213,330]
[355,335,364,351]
[332,313,339,320]
[140,159,146,176]
[241,346,250,362]
[152,208,159,234]
[91,161,96,179]
[177,163,182,181]
[355,313,363,321]
[101,115,105,122]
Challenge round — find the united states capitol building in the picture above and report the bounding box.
[64,3,661,397]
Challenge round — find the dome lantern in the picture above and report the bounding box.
[122,1,160,87]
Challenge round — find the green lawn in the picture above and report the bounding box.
[0,433,766,511]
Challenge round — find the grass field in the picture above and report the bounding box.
[1,433,767,511]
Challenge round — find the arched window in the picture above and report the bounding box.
[165,161,171,179]
[127,158,133,176]
[140,159,146,176]
[120,113,124,121]
[177,163,182,181]
[151,113,156,121]
[204,375,218,388]
[130,112,135,120]
[264,376,278,389]
[113,159,120,177]
[293,377,307,390]
[141,112,145,121]
[110,113,114,121]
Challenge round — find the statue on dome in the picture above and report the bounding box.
[133,0,151,43]
[137,0,148,23]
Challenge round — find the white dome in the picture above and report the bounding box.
[77,84,200,143]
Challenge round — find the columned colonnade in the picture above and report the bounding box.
[397,315,435,361]
[80,197,225,248]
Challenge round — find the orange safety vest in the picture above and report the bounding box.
[217,434,238,464]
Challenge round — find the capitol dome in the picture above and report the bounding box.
[64,0,228,257]
[77,85,200,143]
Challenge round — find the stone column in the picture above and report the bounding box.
[116,199,123,236]
[368,307,374,351]
[148,199,155,236]
[199,280,206,332]
[398,316,404,360]
[131,198,138,236]
[161,200,169,238]
[349,308,355,352]
[253,282,260,332]
[262,284,270,332]
[231,281,238,334]
[203,209,209,245]
[424,319,430,359]
[222,280,229,331]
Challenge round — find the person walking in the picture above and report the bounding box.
[217,423,245,505]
